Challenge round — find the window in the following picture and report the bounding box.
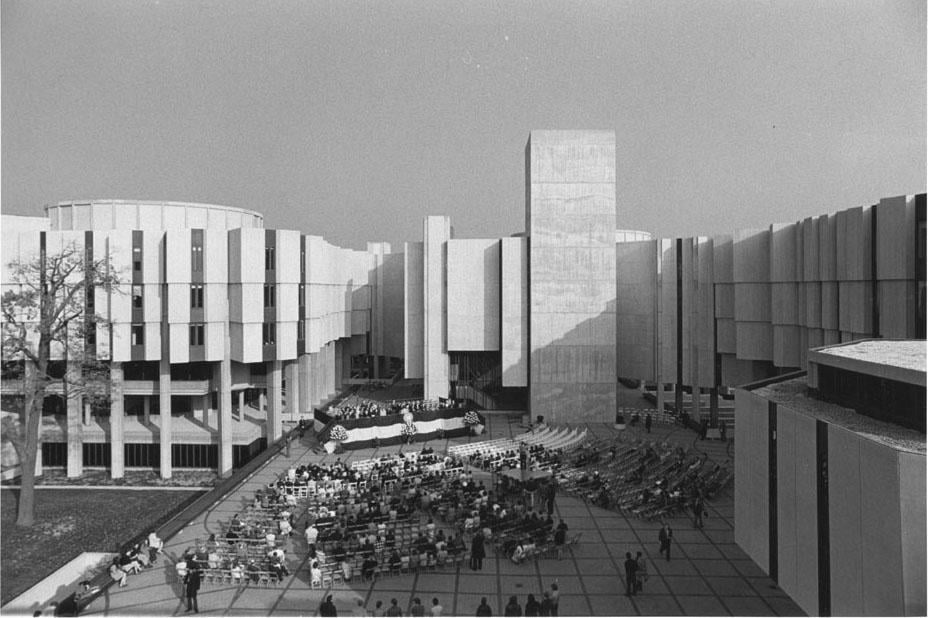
[297,320,305,340]
[262,322,276,345]
[265,246,276,270]
[132,285,143,309]
[191,245,203,272]
[263,284,276,308]
[300,250,305,274]
[131,323,145,346]
[86,287,95,310]
[189,323,205,346]
[190,284,204,309]
[133,246,142,272]
[298,284,305,307]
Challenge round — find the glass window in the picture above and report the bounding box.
[131,323,145,346]
[132,285,143,309]
[262,322,276,345]
[189,323,205,346]
[190,284,204,309]
[265,246,276,270]
[263,284,275,308]
[132,246,142,272]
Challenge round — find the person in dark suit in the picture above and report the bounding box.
[623,552,638,596]
[183,567,201,613]
[470,531,486,570]
[658,523,673,561]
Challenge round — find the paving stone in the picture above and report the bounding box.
[588,593,637,616]
[688,558,739,577]
[707,575,762,597]
[721,595,778,616]
[631,594,686,615]
[675,594,732,616]
[457,574,498,594]
[650,558,699,577]
[556,593,593,616]
[677,543,725,560]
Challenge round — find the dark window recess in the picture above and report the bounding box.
[189,323,205,346]
[132,246,142,272]
[131,323,145,346]
[132,285,143,309]
[83,442,112,467]
[298,284,305,307]
[125,443,160,467]
[300,250,305,274]
[41,442,67,466]
[265,246,276,270]
[190,284,204,308]
[297,320,305,340]
[233,438,267,469]
[262,323,276,345]
[815,364,926,432]
[171,443,218,468]
[263,284,276,308]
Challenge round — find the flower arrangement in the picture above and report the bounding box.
[400,422,418,437]
[329,424,349,442]
[463,411,481,426]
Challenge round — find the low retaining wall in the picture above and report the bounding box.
[1,552,116,616]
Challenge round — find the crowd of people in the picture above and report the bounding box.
[326,397,460,421]
[106,531,164,588]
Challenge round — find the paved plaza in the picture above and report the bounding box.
[77,405,803,617]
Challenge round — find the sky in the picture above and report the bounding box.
[2,0,925,250]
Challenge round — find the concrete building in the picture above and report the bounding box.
[2,130,925,473]
[735,339,926,616]
[1,200,405,479]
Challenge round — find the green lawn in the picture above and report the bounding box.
[1,488,203,604]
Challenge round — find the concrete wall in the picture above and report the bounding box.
[527,130,617,423]
[501,237,528,387]
[447,238,500,351]
[423,217,450,399]
[404,242,424,379]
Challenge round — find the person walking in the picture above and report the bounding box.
[183,566,201,613]
[471,531,486,571]
[635,551,649,593]
[623,552,637,597]
[692,492,705,529]
[658,522,673,561]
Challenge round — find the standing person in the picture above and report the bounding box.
[320,594,338,617]
[623,552,637,597]
[372,601,386,617]
[183,566,201,613]
[635,551,649,593]
[476,597,493,617]
[524,594,540,617]
[645,413,653,434]
[548,582,559,616]
[385,598,403,617]
[410,598,426,617]
[430,598,444,617]
[470,530,486,571]
[692,492,705,529]
[504,596,522,616]
[658,522,673,561]
[553,520,568,560]
[719,420,727,442]
[539,592,553,617]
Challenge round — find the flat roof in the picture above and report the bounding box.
[753,377,925,455]
[809,339,926,387]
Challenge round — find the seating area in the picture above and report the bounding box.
[447,424,589,471]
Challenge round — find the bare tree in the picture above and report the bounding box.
[1,241,120,527]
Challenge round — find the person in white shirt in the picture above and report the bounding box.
[305,523,319,545]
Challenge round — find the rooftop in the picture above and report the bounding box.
[816,339,925,372]
[754,377,926,455]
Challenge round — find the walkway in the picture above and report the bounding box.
[79,412,803,616]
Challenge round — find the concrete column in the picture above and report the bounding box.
[267,360,283,442]
[423,216,450,400]
[216,358,233,477]
[66,362,83,478]
[299,354,311,413]
[83,400,91,426]
[237,390,245,420]
[110,362,125,479]
[334,340,343,391]
[202,394,211,425]
[142,396,150,425]
[285,360,299,417]
[159,357,172,479]
[259,390,267,414]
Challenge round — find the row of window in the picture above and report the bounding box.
[130,322,290,347]
[120,283,309,312]
[42,439,267,470]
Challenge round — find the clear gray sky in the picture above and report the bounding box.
[3,0,925,250]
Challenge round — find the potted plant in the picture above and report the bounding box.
[464,410,484,435]
[400,422,418,444]
[325,424,348,453]
[614,413,626,431]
